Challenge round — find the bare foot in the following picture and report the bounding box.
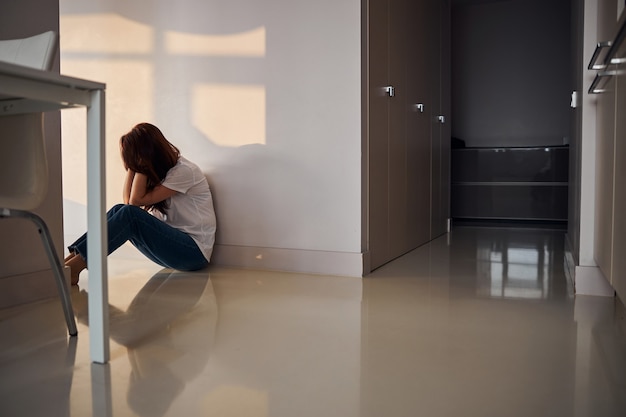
[65,253,87,285]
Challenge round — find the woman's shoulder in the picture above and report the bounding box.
[176,155,204,173]
[166,155,207,184]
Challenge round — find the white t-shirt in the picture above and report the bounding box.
[151,156,216,262]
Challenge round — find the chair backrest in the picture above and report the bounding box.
[0,31,58,70]
[0,31,58,211]
[0,114,48,210]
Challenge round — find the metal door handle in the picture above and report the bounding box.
[414,103,424,113]
[588,70,618,94]
[384,86,395,97]
[588,41,612,70]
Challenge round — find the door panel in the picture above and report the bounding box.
[367,0,449,271]
[406,0,432,250]
[593,0,619,283]
[611,39,626,301]
[429,0,451,239]
[594,75,615,283]
[368,0,391,269]
[388,0,409,256]
[429,0,443,239]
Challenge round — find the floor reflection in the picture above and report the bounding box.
[0,297,77,417]
[450,228,572,300]
[360,227,623,417]
[202,268,362,417]
[574,295,626,415]
[1,228,625,417]
[75,269,216,417]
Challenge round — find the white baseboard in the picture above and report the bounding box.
[211,244,365,277]
[564,240,577,290]
[574,265,615,297]
[564,234,614,297]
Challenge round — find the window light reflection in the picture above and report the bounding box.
[478,245,551,300]
[60,11,268,205]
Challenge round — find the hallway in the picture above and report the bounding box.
[1,227,625,416]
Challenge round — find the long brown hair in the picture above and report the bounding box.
[120,123,180,214]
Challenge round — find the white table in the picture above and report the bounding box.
[0,60,110,364]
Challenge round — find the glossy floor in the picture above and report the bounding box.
[1,227,625,417]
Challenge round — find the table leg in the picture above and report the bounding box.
[86,89,110,364]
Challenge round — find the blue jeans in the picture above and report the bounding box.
[68,204,209,271]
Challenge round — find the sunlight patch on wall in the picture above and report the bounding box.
[60,13,154,53]
[60,60,154,205]
[164,26,266,57]
[192,84,266,147]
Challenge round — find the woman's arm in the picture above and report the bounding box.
[123,169,135,204]
[128,172,177,207]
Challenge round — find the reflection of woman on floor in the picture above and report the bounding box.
[72,269,217,417]
[64,123,217,285]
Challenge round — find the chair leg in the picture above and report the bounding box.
[1,208,78,336]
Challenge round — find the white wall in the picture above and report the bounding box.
[59,0,364,276]
[577,0,599,268]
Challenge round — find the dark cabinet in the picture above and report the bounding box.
[367,0,450,270]
[451,146,569,222]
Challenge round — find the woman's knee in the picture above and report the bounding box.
[109,203,147,223]
[107,203,127,217]
[120,204,143,215]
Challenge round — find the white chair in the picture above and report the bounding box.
[0,31,77,336]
